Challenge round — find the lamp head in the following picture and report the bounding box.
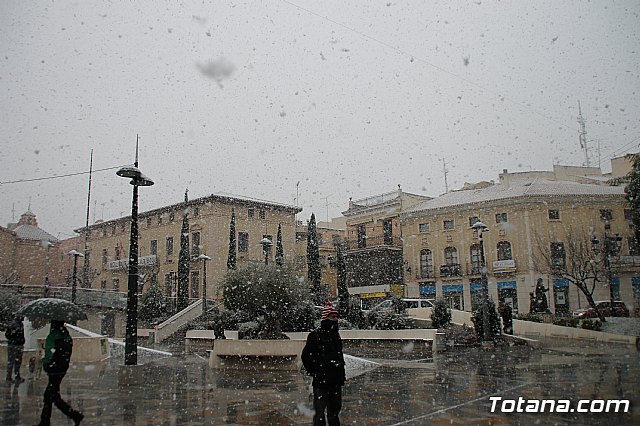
[68,249,84,257]
[471,221,488,232]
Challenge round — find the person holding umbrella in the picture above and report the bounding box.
[5,315,25,383]
[17,298,87,426]
[36,320,84,426]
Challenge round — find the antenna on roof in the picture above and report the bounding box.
[578,101,590,167]
[442,158,449,193]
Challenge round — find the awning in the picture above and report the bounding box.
[443,284,463,293]
[553,279,569,288]
[497,281,517,290]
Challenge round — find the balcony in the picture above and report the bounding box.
[416,269,435,279]
[440,264,461,278]
[344,235,403,251]
[106,255,157,271]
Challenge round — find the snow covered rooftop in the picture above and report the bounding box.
[12,224,58,243]
[403,178,625,215]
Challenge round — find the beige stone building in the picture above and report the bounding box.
[341,187,431,308]
[401,166,640,315]
[0,211,60,287]
[77,194,300,302]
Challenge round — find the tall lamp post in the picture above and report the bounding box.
[117,148,154,366]
[196,254,211,315]
[591,222,623,310]
[471,221,491,342]
[259,237,273,266]
[68,250,84,304]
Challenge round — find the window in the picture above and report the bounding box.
[629,237,640,256]
[443,220,454,230]
[169,212,175,222]
[158,215,163,225]
[357,224,367,248]
[147,217,152,227]
[150,240,158,256]
[468,216,479,227]
[193,206,199,217]
[419,249,433,278]
[419,223,430,233]
[470,244,482,274]
[550,242,566,269]
[444,246,458,265]
[548,209,560,220]
[259,209,266,220]
[383,220,393,245]
[166,237,174,256]
[495,212,508,223]
[497,241,513,260]
[191,271,200,298]
[112,278,120,292]
[238,232,249,252]
[191,232,201,257]
[102,248,108,268]
[248,208,254,218]
[115,243,121,260]
[600,209,613,221]
[100,279,107,290]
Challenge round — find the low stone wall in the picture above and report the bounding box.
[185,330,216,353]
[35,336,110,362]
[513,319,637,345]
[209,339,306,370]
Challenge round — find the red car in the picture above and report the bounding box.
[572,301,630,319]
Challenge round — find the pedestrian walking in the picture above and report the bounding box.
[44,276,51,297]
[499,301,513,334]
[5,315,25,383]
[36,320,83,426]
[301,303,346,426]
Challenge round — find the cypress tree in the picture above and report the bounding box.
[227,208,237,270]
[177,190,190,311]
[336,242,349,318]
[307,213,322,302]
[275,223,284,267]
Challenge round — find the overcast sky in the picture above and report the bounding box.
[1,1,638,238]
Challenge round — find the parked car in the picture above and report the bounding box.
[572,301,630,319]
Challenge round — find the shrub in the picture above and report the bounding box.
[431,298,452,329]
[515,313,544,323]
[581,319,603,331]
[367,308,414,330]
[281,301,318,332]
[138,282,168,324]
[471,299,501,341]
[238,321,261,339]
[345,300,366,329]
[220,310,254,330]
[553,317,579,328]
[0,289,20,330]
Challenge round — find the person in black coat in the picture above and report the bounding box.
[5,315,25,383]
[302,303,346,426]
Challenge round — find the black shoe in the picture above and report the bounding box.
[72,412,84,425]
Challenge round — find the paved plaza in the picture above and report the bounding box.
[1,339,639,425]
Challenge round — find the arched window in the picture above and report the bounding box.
[420,249,433,278]
[470,243,482,274]
[444,246,458,266]
[497,241,512,260]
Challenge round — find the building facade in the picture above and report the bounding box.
[78,194,301,302]
[401,171,640,316]
[341,187,431,308]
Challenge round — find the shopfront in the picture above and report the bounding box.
[497,280,518,314]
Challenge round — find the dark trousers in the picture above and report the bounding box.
[313,385,342,426]
[39,373,81,425]
[6,345,23,379]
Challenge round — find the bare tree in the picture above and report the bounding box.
[533,227,607,321]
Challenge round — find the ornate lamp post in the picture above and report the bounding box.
[196,254,211,314]
[259,237,273,266]
[68,250,84,304]
[116,145,154,366]
[471,221,491,342]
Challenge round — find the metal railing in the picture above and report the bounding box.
[1,284,127,309]
[344,235,403,250]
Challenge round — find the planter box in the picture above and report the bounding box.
[209,339,306,370]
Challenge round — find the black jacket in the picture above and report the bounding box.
[5,318,25,346]
[43,326,73,375]
[301,320,346,387]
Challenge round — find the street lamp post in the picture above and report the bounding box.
[68,250,84,304]
[471,221,491,342]
[259,237,273,266]
[117,149,154,366]
[197,254,211,315]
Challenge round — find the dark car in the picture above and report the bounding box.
[572,301,630,319]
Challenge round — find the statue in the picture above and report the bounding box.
[533,278,550,313]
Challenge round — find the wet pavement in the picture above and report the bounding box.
[1,339,639,425]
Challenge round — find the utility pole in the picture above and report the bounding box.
[83,149,93,289]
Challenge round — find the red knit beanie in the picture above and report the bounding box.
[321,303,338,320]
